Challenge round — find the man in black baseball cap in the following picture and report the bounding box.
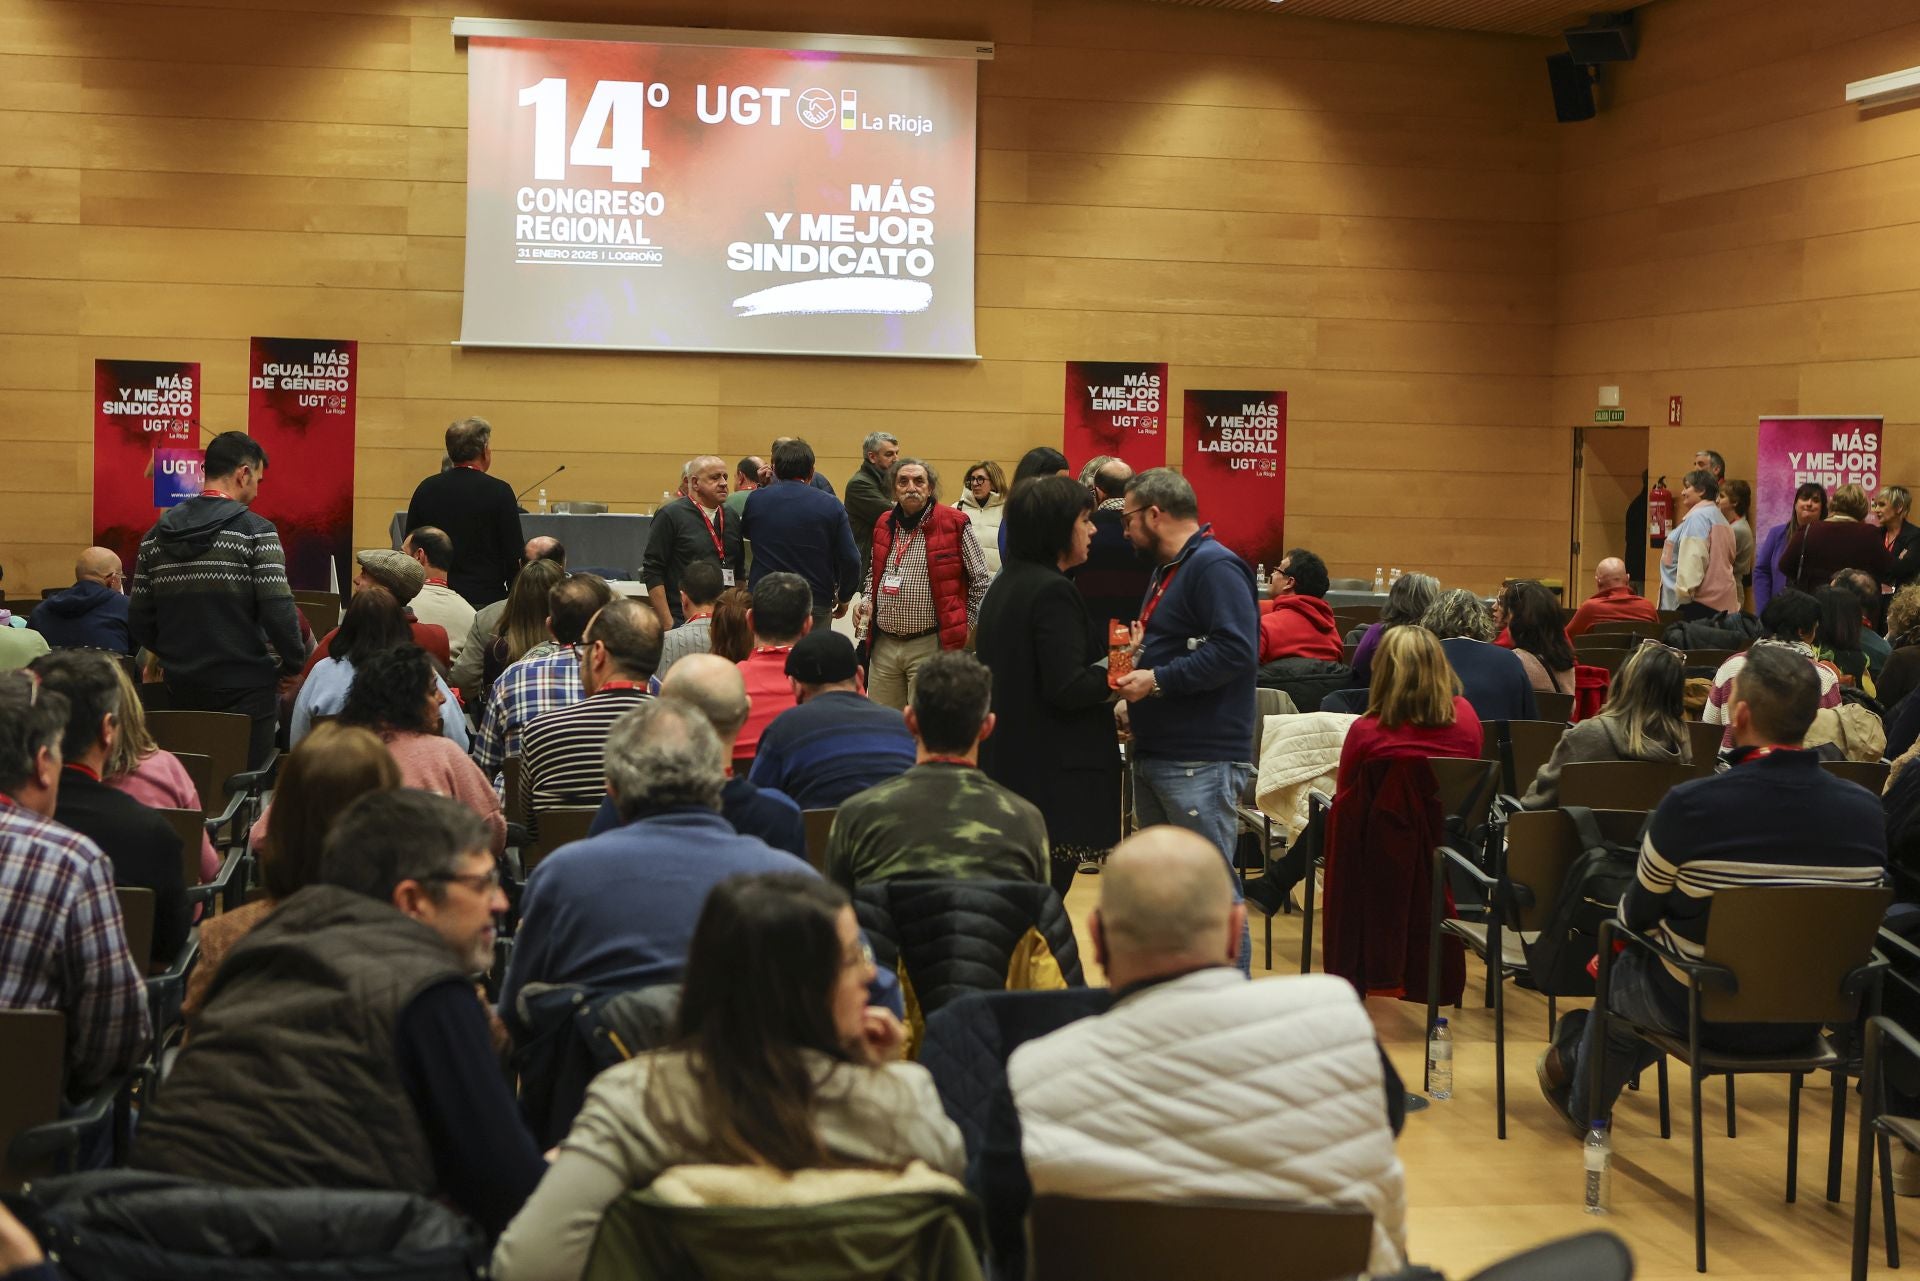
[741,631,916,810]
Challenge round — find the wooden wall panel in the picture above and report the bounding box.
[1552,0,1920,531]
[1,0,1561,595]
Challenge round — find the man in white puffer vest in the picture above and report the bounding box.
[1008,826,1409,1274]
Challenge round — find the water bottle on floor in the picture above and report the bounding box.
[1584,1121,1611,1214]
[1427,1017,1452,1099]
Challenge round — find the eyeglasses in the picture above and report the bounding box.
[427,868,503,894]
[1120,506,1149,523]
[844,937,876,971]
[1636,637,1687,662]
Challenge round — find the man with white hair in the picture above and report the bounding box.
[1008,825,1409,1276]
[1565,555,1659,637]
[642,454,743,632]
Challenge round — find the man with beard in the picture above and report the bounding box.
[858,458,989,711]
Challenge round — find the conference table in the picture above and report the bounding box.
[388,511,653,579]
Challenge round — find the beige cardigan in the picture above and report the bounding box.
[492,1048,966,1281]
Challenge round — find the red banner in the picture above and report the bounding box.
[1182,389,1286,571]
[246,337,358,593]
[1063,361,1166,473]
[93,359,201,567]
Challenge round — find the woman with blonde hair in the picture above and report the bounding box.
[1786,481,1890,592]
[956,459,1008,576]
[1519,640,1691,809]
[103,659,218,881]
[1336,625,1483,788]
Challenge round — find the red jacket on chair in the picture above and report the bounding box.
[869,504,972,652]
[1257,594,1344,664]
[1323,756,1466,1006]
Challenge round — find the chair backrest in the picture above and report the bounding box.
[169,750,217,815]
[503,755,525,824]
[294,599,338,640]
[1481,721,1503,763]
[1685,720,1723,775]
[155,807,207,887]
[1686,648,1738,671]
[116,886,155,975]
[1429,757,1499,835]
[1335,604,1382,626]
[1503,808,1646,933]
[1572,634,1634,658]
[1576,647,1630,676]
[144,711,250,795]
[1535,691,1575,724]
[1556,760,1697,812]
[801,808,836,872]
[1821,758,1890,794]
[0,1010,66,1190]
[1698,885,1893,1023]
[1504,720,1567,797]
[1588,620,1661,639]
[1028,1195,1373,1281]
[1254,687,1298,719]
[532,807,597,856]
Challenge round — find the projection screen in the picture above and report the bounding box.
[453,19,990,360]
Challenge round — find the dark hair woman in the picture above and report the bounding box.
[341,646,505,856]
[290,587,467,749]
[1755,482,1826,614]
[1814,584,1869,687]
[1499,580,1576,696]
[490,873,964,1281]
[976,475,1119,896]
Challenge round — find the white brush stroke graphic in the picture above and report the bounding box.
[733,278,932,317]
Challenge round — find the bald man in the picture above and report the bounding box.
[584,652,806,858]
[1566,555,1659,637]
[642,454,744,632]
[1008,825,1410,1276]
[30,547,133,654]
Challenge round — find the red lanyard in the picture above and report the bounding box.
[200,488,231,500]
[425,576,448,588]
[454,463,484,472]
[0,791,15,810]
[887,521,922,574]
[1740,745,1803,763]
[1139,565,1180,628]
[63,763,100,781]
[695,503,726,560]
[595,681,646,694]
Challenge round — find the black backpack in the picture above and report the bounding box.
[1519,806,1644,997]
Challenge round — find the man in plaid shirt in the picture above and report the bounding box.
[471,574,612,775]
[0,672,150,1097]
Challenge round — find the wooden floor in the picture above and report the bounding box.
[1057,871,1911,1280]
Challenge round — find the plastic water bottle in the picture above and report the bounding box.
[1584,1121,1612,1214]
[1390,566,1402,587]
[1373,566,1385,592]
[1427,1017,1452,1099]
[537,488,549,514]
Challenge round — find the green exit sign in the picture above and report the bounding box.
[1593,408,1626,423]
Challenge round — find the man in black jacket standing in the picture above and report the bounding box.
[642,455,744,631]
[129,431,305,767]
[404,417,523,608]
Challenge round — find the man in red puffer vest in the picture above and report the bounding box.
[863,458,990,711]
[1257,548,1345,664]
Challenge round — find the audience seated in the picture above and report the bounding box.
[747,631,916,809]
[1565,556,1658,638]
[1814,581,1871,689]
[338,646,505,856]
[1009,826,1408,1274]
[452,542,564,703]
[1830,568,1890,682]
[655,560,724,678]
[587,654,805,858]
[32,651,188,969]
[0,671,150,1097]
[500,698,805,1023]
[492,873,964,1281]
[1419,589,1537,723]
[732,572,813,766]
[472,574,614,774]
[706,584,753,662]
[1339,625,1484,780]
[1256,547,1344,663]
[1540,644,1888,1134]
[1498,579,1576,696]
[1880,583,1920,712]
[291,588,467,749]
[1520,641,1691,809]
[190,723,400,1026]
[29,547,132,654]
[134,790,545,1236]
[1351,572,1439,684]
[825,651,1048,891]
[102,658,217,881]
[0,616,50,671]
[1701,590,1839,747]
[402,526,479,666]
[475,557,570,702]
[521,599,661,824]
[301,549,452,673]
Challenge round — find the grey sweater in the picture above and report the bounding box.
[1518,714,1692,810]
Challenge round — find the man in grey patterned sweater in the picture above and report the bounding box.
[130,431,306,766]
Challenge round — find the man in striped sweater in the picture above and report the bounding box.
[1540,642,1887,1133]
[519,598,660,833]
[129,431,306,767]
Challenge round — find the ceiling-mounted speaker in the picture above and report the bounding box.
[1564,10,1637,64]
[1547,52,1597,123]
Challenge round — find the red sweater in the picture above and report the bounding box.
[1256,594,1344,664]
[1336,698,1484,783]
[1565,586,1659,637]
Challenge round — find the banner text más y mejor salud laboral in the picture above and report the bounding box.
[456,23,987,359]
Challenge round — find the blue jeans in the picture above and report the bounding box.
[1131,757,1254,975]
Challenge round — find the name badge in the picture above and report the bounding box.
[881,573,904,596]
[720,568,736,587]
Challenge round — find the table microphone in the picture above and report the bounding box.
[517,465,565,501]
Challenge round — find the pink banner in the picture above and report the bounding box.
[1754,416,1880,541]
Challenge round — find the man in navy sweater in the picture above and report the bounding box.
[1112,468,1259,972]
[740,437,860,633]
[1540,643,1887,1133]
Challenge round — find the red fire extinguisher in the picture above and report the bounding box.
[1648,476,1673,549]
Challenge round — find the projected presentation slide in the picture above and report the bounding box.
[459,26,985,359]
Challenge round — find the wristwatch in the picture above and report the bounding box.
[1149,672,1164,698]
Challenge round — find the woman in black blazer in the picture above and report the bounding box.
[974,476,1122,898]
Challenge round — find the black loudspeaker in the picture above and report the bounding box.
[1565,10,1637,63]
[1547,52,1596,123]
